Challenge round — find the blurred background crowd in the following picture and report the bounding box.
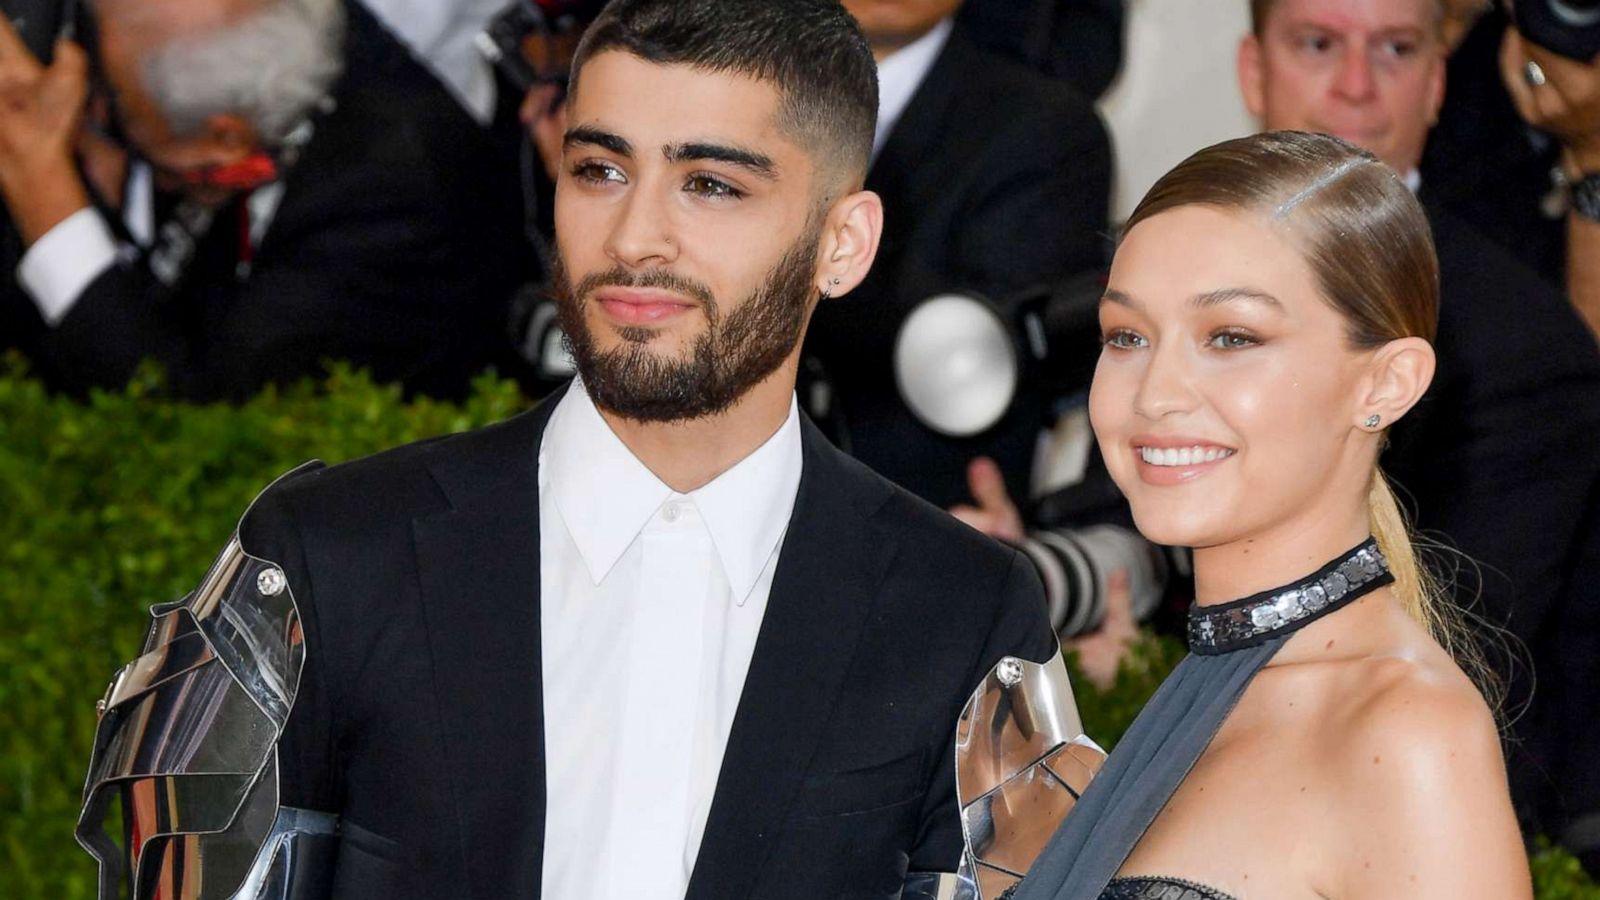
[2,0,1600,879]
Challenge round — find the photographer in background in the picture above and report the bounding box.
[1499,15,1600,341]
[0,0,526,401]
[805,0,1112,511]
[1424,1,1600,343]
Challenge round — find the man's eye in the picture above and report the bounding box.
[1102,329,1147,350]
[1207,329,1260,350]
[1378,39,1418,58]
[1298,33,1336,53]
[685,175,744,200]
[572,162,625,185]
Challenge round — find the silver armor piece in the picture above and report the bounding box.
[904,650,1106,900]
[76,463,339,900]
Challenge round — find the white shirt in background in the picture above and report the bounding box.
[537,379,803,900]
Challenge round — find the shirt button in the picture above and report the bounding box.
[662,501,681,523]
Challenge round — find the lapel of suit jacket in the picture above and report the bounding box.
[685,418,901,898]
[411,386,565,900]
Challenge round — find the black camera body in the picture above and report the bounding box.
[1516,0,1600,62]
[1,0,77,62]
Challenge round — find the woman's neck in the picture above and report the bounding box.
[1191,511,1372,607]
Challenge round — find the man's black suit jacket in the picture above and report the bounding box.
[240,388,1055,899]
[1384,195,1600,828]
[9,1,525,402]
[1386,194,1600,648]
[805,29,1112,510]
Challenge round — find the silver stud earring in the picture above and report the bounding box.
[1364,414,1381,429]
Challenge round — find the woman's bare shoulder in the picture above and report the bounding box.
[1314,655,1530,898]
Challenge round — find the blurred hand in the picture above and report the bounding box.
[0,20,91,243]
[1500,29,1600,172]
[949,456,1025,544]
[521,82,569,184]
[1063,568,1138,691]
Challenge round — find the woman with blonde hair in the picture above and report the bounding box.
[1009,131,1531,899]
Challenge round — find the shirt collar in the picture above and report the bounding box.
[541,379,803,604]
[873,17,954,160]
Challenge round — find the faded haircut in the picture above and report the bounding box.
[569,0,879,193]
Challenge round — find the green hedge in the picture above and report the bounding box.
[1,361,1594,898]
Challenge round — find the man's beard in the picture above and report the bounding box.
[553,224,821,423]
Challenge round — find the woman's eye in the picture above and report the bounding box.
[572,161,625,185]
[685,174,744,200]
[1102,329,1147,350]
[1207,330,1260,350]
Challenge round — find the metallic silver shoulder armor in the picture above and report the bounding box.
[76,462,339,900]
[904,649,1106,900]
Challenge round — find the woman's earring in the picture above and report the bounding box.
[1364,414,1381,429]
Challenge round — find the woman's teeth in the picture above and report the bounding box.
[1139,446,1235,467]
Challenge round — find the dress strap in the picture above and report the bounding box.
[1006,637,1286,900]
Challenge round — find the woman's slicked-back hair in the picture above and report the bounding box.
[1124,131,1439,349]
[569,0,879,189]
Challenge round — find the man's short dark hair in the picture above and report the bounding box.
[1248,0,1445,38]
[570,0,879,192]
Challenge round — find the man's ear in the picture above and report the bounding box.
[1238,34,1266,120]
[814,189,883,299]
[1356,336,1435,431]
[201,114,260,164]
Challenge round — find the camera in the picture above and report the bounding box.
[1,0,78,62]
[476,0,607,95]
[1515,0,1600,61]
[1017,523,1175,639]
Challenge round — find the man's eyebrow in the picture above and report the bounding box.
[1191,287,1283,309]
[664,141,779,180]
[564,126,633,157]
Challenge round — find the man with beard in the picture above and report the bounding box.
[101,1,1054,898]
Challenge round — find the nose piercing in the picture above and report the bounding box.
[1524,61,1547,88]
[1364,414,1381,429]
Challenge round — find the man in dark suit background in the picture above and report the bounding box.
[804,0,1113,510]
[0,0,526,401]
[233,1,1053,897]
[1237,0,1600,860]
[957,0,1125,100]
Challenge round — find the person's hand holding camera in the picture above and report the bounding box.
[0,17,90,245]
[1501,27,1600,172]
[1501,21,1600,340]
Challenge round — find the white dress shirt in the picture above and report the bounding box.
[537,379,803,900]
[16,0,499,326]
[872,17,954,160]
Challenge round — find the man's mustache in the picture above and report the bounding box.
[571,267,719,321]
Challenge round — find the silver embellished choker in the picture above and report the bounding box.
[1187,538,1393,655]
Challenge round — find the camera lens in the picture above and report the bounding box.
[1020,525,1169,639]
